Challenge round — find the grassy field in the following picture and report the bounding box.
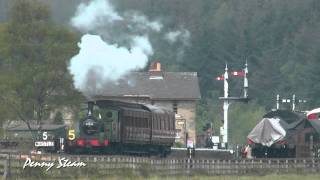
[2,173,320,180]
[73,174,320,180]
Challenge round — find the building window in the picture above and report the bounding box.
[173,101,178,114]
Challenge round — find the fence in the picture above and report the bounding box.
[0,154,9,179]
[0,153,320,179]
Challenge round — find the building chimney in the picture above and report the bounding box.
[149,61,163,79]
[149,61,161,72]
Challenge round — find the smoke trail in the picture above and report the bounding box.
[70,0,122,31]
[165,29,191,46]
[69,0,192,95]
[164,28,191,62]
[69,0,158,93]
[69,34,152,90]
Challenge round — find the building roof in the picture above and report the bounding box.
[93,72,201,101]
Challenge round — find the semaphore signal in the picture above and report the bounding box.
[276,94,307,111]
[231,71,245,77]
[216,76,224,81]
[216,62,249,149]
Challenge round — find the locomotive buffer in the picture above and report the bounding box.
[217,62,249,149]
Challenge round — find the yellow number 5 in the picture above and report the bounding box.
[68,130,75,140]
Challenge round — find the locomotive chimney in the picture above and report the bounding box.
[87,101,94,116]
[149,61,163,79]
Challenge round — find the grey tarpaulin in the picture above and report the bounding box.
[247,118,286,147]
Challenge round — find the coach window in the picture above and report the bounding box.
[163,116,168,130]
[132,117,136,127]
[146,118,149,128]
[164,118,168,130]
[141,117,145,128]
[161,118,164,130]
[156,115,159,129]
[137,117,140,128]
[142,118,146,128]
[172,116,175,130]
[173,101,178,114]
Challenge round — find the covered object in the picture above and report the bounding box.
[247,118,286,147]
[247,109,320,158]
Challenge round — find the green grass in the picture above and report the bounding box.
[73,174,320,180]
[2,173,320,180]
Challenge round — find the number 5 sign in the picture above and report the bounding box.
[68,130,75,140]
[43,132,48,140]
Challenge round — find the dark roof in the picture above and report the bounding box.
[95,100,173,113]
[263,110,303,125]
[92,72,201,100]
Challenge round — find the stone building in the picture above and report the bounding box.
[92,62,201,146]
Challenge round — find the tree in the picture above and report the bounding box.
[0,0,82,135]
[53,111,64,125]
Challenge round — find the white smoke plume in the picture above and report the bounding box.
[69,0,159,92]
[129,12,163,32]
[69,34,152,90]
[71,0,122,31]
[164,28,191,62]
[165,29,191,46]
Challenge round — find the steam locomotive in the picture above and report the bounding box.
[64,100,176,156]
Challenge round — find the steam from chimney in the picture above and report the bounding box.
[164,29,191,62]
[70,34,152,90]
[70,0,122,31]
[69,0,158,93]
[68,0,192,95]
[165,29,190,46]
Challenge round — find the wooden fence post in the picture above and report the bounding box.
[3,154,9,180]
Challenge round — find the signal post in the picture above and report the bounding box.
[216,62,249,149]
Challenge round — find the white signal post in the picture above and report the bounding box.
[222,64,229,145]
[292,94,296,111]
[244,62,248,98]
[219,63,249,148]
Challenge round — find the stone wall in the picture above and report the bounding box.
[176,101,197,145]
